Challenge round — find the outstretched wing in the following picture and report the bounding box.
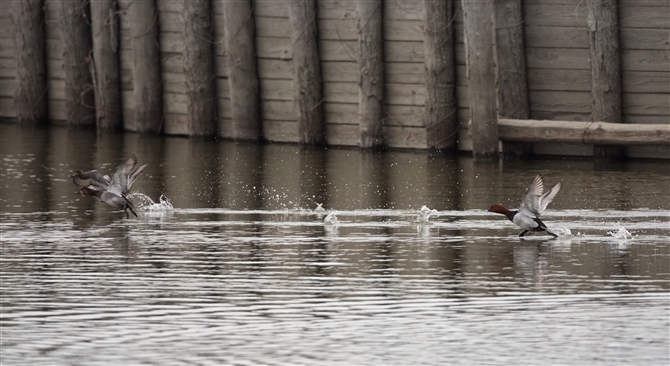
[519,174,544,216]
[109,156,138,195]
[71,170,110,190]
[538,182,562,214]
[127,163,148,190]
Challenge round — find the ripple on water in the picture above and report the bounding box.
[1,208,668,365]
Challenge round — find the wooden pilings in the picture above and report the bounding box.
[463,0,498,156]
[422,0,458,151]
[181,0,217,137]
[60,0,95,126]
[289,0,325,145]
[90,0,121,130]
[357,0,384,149]
[587,0,623,158]
[495,0,531,156]
[10,0,48,125]
[223,0,261,141]
[131,0,163,134]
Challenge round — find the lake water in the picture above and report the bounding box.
[1,123,669,365]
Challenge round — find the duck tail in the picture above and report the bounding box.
[123,195,139,218]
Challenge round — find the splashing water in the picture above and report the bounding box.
[324,211,340,225]
[416,205,438,223]
[313,203,326,213]
[551,227,572,237]
[127,193,174,212]
[608,225,633,240]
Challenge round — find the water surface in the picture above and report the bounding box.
[1,124,669,365]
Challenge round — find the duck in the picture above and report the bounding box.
[70,156,148,218]
[488,174,562,238]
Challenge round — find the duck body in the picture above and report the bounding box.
[489,174,562,238]
[70,156,147,218]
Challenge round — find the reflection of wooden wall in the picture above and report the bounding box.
[0,1,667,157]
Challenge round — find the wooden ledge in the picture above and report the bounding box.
[498,118,670,145]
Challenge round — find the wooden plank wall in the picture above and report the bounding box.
[0,0,667,157]
[523,0,670,158]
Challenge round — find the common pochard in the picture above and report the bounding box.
[488,174,562,238]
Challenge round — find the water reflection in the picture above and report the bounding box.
[1,123,669,365]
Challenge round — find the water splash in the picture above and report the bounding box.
[324,211,340,225]
[551,227,572,237]
[608,225,633,240]
[126,193,174,217]
[313,203,326,213]
[416,205,438,223]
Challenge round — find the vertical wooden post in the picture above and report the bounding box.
[587,0,623,159]
[422,0,458,151]
[223,0,261,141]
[131,0,163,134]
[60,0,95,127]
[91,0,122,130]
[463,0,498,157]
[181,0,217,136]
[495,0,530,156]
[289,0,325,145]
[357,0,384,149]
[11,0,48,125]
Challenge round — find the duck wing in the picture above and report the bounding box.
[109,156,138,195]
[71,170,110,190]
[538,182,562,214]
[519,174,544,217]
[127,163,148,190]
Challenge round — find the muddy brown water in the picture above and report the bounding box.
[1,124,669,365]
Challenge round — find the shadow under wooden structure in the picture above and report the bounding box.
[1,0,668,159]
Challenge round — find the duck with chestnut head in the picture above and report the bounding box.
[488,174,562,238]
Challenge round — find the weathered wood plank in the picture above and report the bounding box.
[526,48,590,70]
[525,26,587,49]
[0,79,15,97]
[255,1,290,18]
[622,93,670,116]
[323,102,357,124]
[530,110,590,122]
[259,77,295,101]
[0,97,16,118]
[621,50,670,72]
[0,58,15,78]
[527,69,591,91]
[164,113,190,136]
[622,114,670,125]
[324,123,429,149]
[262,120,300,143]
[524,3,670,28]
[257,58,293,80]
[499,118,670,145]
[529,90,591,113]
[261,99,296,122]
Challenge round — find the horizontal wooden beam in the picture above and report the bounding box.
[498,118,670,145]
